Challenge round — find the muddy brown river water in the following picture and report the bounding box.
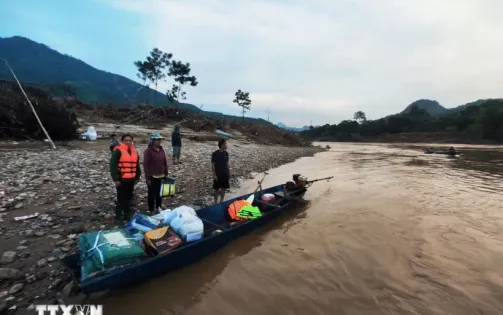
[96,143,503,315]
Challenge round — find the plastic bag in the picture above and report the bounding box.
[179,223,204,242]
[169,211,203,242]
[152,209,177,226]
[126,213,162,234]
[80,126,97,141]
[160,178,176,197]
[172,205,197,217]
[133,213,161,229]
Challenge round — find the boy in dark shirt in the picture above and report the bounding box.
[211,139,230,204]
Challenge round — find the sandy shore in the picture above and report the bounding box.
[0,138,324,313]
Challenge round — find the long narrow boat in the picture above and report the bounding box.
[62,183,309,294]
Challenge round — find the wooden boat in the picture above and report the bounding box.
[62,183,310,295]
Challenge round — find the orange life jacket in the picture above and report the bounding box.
[228,200,250,221]
[114,143,139,179]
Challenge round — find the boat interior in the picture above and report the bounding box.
[61,184,306,285]
[197,184,304,236]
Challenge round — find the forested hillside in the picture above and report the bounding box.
[0,36,270,125]
[302,100,503,143]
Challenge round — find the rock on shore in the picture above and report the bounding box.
[0,139,324,312]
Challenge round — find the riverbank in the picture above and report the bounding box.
[0,139,324,313]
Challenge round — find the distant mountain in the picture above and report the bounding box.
[401,99,446,116]
[0,36,271,125]
[400,98,503,117]
[446,99,503,114]
[276,122,310,132]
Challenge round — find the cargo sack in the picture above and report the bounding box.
[79,229,147,281]
[144,226,183,256]
[169,211,204,242]
[160,178,176,197]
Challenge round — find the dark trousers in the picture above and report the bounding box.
[147,177,164,212]
[116,180,135,221]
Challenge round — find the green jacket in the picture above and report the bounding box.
[110,150,141,182]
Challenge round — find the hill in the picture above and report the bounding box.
[445,99,503,114]
[401,99,446,116]
[301,98,503,143]
[400,98,503,117]
[276,122,310,132]
[0,36,270,126]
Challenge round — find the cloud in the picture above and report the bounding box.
[103,0,503,126]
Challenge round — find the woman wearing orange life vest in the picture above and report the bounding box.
[110,134,141,224]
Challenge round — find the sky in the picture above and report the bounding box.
[2,0,503,126]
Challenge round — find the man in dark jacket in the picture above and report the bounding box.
[171,124,182,164]
[110,134,141,224]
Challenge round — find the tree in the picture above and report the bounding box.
[233,89,251,121]
[146,48,172,103]
[353,111,367,124]
[166,60,198,103]
[134,48,172,104]
[133,60,150,103]
[478,102,503,141]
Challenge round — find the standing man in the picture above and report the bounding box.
[171,124,182,164]
[110,134,141,224]
[211,139,230,204]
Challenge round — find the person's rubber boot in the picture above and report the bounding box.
[123,212,132,223]
[114,215,122,227]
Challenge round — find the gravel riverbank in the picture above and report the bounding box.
[0,139,324,313]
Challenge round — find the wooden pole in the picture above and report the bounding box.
[2,59,57,149]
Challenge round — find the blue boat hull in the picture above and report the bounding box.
[62,184,306,294]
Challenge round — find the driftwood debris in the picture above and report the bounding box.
[0,79,79,141]
[3,59,57,149]
[0,80,309,146]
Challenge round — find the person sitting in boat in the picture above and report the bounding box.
[285,174,308,195]
[448,147,457,155]
[424,147,435,154]
[212,139,230,204]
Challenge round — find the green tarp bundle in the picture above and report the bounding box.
[78,229,146,281]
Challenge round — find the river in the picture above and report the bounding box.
[97,143,503,315]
